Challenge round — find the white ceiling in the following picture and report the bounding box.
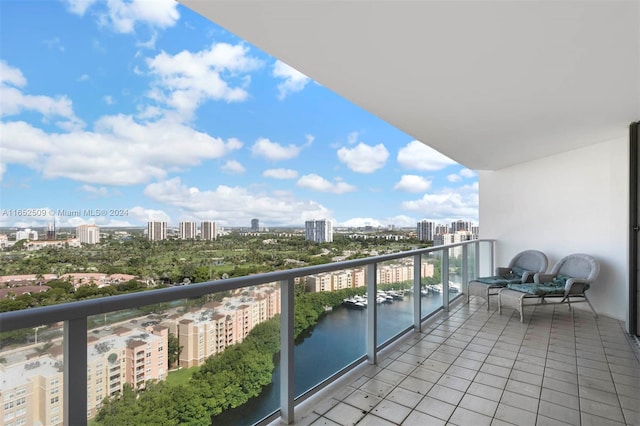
[180,0,639,170]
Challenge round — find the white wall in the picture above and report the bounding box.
[478,137,628,323]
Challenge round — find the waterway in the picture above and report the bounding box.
[213,292,447,425]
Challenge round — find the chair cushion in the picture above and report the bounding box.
[473,276,518,286]
[507,274,589,296]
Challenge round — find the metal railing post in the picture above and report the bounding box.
[490,241,495,275]
[64,317,87,426]
[413,254,422,332]
[474,241,480,279]
[462,244,469,295]
[280,278,295,424]
[442,250,450,311]
[366,263,377,364]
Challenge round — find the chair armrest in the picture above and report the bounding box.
[496,267,510,276]
[564,278,590,295]
[534,273,556,284]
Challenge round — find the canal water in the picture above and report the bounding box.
[213,293,445,425]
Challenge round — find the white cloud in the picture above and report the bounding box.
[78,185,109,197]
[460,168,475,178]
[221,160,245,174]
[0,116,243,185]
[263,168,299,179]
[393,175,432,193]
[397,140,457,171]
[296,174,356,194]
[337,142,389,173]
[448,167,475,182]
[66,0,179,34]
[251,137,303,161]
[143,177,331,226]
[272,60,311,100]
[145,43,262,119]
[401,182,479,221]
[129,206,170,222]
[78,74,90,82]
[0,61,83,130]
[103,95,115,105]
[64,0,97,16]
[339,217,384,228]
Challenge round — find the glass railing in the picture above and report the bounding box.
[0,239,494,426]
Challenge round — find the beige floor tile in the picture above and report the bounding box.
[384,386,423,409]
[449,406,493,426]
[459,393,499,417]
[505,379,541,398]
[500,390,539,413]
[323,402,367,426]
[539,388,579,410]
[426,384,464,405]
[414,395,456,421]
[437,373,471,392]
[343,389,382,412]
[537,400,580,426]
[402,410,446,426]
[579,398,625,423]
[467,382,504,402]
[579,413,626,426]
[495,403,537,426]
[369,399,412,424]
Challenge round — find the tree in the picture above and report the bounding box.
[167,333,182,369]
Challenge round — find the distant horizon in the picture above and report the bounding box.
[1,1,478,230]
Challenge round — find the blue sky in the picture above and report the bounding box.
[0,0,478,229]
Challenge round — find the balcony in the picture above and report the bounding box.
[1,240,487,425]
[279,298,639,426]
[2,239,637,425]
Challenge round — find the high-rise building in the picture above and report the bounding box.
[45,219,56,241]
[451,220,472,233]
[76,224,100,244]
[200,221,217,240]
[251,218,259,231]
[417,220,435,241]
[147,221,167,241]
[305,219,333,243]
[15,228,38,241]
[179,221,197,240]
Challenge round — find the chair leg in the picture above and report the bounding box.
[486,288,490,310]
[498,291,502,315]
[519,296,524,323]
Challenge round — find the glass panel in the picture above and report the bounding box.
[448,246,463,299]
[292,269,367,400]
[421,251,443,318]
[0,323,64,426]
[85,283,281,425]
[466,243,478,286]
[376,258,414,346]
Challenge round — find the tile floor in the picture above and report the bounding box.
[277,297,640,426]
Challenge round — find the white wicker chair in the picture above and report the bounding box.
[498,253,600,322]
[467,250,548,310]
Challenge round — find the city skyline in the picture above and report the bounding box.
[0,0,478,230]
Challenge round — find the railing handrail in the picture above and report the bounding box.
[0,239,493,332]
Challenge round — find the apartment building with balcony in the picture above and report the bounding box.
[161,284,281,368]
[0,357,63,426]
